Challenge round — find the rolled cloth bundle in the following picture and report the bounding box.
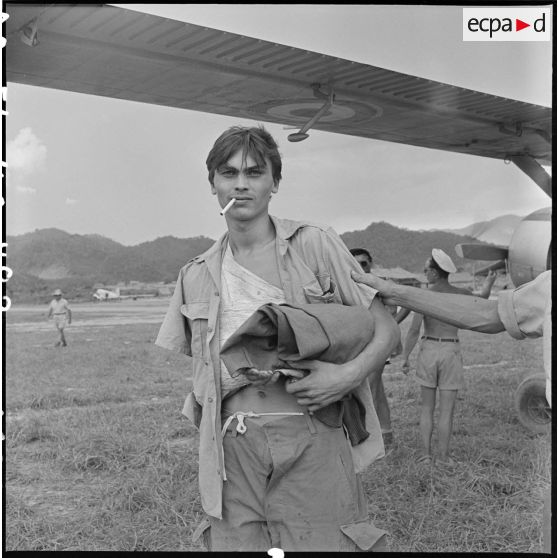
[220,302,376,445]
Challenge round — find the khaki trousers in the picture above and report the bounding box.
[200,413,387,552]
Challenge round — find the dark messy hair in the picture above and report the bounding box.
[428,256,449,279]
[206,126,282,185]
[349,248,373,263]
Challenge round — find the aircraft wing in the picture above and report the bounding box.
[6,4,552,166]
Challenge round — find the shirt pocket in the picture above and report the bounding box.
[180,301,210,358]
[303,275,342,304]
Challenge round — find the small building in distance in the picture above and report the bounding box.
[93,281,176,300]
[156,284,174,297]
[449,271,476,289]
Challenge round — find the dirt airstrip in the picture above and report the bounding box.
[6,299,170,332]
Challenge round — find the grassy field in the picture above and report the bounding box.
[4,300,552,552]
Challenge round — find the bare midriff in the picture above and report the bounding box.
[222,379,306,421]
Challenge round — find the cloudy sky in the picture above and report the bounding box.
[5,4,552,245]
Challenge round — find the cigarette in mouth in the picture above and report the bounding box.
[220,198,237,216]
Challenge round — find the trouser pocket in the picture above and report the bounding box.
[192,517,211,551]
[340,519,389,552]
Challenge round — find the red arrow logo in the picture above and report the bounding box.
[516,18,530,31]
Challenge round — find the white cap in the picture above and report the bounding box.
[431,248,456,273]
[53,289,63,295]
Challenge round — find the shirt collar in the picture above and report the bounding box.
[192,230,228,265]
[192,215,307,265]
[270,215,306,241]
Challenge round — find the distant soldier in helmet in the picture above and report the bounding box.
[47,288,72,347]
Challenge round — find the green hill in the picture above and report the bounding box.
[6,223,489,303]
[340,221,483,272]
[6,229,215,303]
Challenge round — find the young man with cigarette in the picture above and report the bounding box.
[156,126,399,552]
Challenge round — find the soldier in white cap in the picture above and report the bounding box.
[47,288,72,347]
[351,266,550,550]
[397,249,494,467]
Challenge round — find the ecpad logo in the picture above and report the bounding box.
[463,8,551,41]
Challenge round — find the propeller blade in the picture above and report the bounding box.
[474,260,507,275]
[455,243,509,261]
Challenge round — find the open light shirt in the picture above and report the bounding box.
[219,244,286,396]
[48,298,70,315]
[156,216,382,519]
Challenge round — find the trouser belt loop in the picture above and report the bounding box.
[305,411,317,434]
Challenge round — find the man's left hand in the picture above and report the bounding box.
[284,359,359,412]
[484,270,497,288]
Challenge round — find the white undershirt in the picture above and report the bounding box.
[219,244,286,396]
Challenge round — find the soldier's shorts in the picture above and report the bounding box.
[416,339,464,390]
[53,315,67,330]
[194,412,388,552]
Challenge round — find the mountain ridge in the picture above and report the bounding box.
[6,215,514,303]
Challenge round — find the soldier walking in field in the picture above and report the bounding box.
[47,288,72,347]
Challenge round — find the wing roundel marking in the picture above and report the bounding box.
[255,99,382,126]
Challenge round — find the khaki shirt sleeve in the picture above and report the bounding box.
[497,270,550,340]
[155,269,192,355]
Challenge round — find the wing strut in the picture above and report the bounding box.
[288,84,335,142]
[509,155,552,198]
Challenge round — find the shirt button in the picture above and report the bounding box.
[205,361,209,366]
[208,397,213,403]
[214,291,219,296]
